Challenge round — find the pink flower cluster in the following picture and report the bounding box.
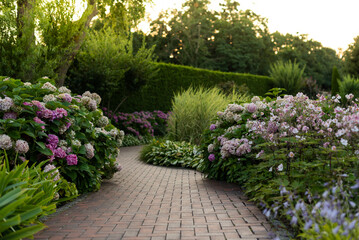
[208,92,359,162]
[46,134,77,165]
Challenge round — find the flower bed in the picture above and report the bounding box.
[0,77,124,193]
[200,91,359,237]
[103,109,169,139]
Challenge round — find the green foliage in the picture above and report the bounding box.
[167,87,247,145]
[140,139,204,169]
[122,135,152,147]
[68,27,158,110]
[272,32,340,89]
[0,0,149,85]
[269,60,305,95]
[121,62,273,112]
[0,160,58,239]
[342,35,359,78]
[145,0,274,75]
[331,66,341,95]
[339,75,359,100]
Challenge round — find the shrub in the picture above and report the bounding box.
[119,62,274,112]
[68,28,158,111]
[0,159,58,239]
[201,93,359,203]
[339,75,359,101]
[331,66,341,95]
[269,60,305,95]
[167,87,247,145]
[140,139,203,169]
[0,76,124,193]
[103,109,169,138]
[122,134,152,147]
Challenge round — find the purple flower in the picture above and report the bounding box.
[3,112,17,119]
[208,154,215,162]
[66,154,78,165]
[54,147,67,159]
[47,134,59,148]
[210,124,216,131]
[33,117,46,129]
[246,103,257,113]
[54,108,68,119]
[23,102,33,106]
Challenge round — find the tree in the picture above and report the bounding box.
[342,36,359,78]
[0,0,149,85]
[272,32,340,89]
[211,2,274,75]
[67,27,158,111]
[146,0,274,75]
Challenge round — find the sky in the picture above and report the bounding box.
[138,0,359,53]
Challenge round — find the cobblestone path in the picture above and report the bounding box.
[35,146,271,240]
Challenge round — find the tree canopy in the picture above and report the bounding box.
[0,0,149,85]
[139,0,341,89]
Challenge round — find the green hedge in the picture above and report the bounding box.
[121,63,274,112]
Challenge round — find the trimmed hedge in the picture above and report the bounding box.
[120,63,274,112]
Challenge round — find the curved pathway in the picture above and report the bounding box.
[35,146,271,240]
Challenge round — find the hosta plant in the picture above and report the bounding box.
[140,139,204,169]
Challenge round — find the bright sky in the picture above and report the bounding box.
[138,0,359,52]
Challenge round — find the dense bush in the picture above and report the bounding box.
[200,91,359,237]
[67,28,158,111]
[120,62,274,112]
[0,77,124,193]
[140,139,203,169]
[0,160,59,239]
[269,60,305,95]
[122,134,152,147]
[201,92,359,201]
[103,109,169,138]
[339,75,359,101]
[167,87,247,145]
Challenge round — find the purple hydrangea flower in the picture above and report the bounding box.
[208,154,215,162]
[210,124,216,131]
[66,154,78,165]
[47,134,59,148]
[54,147,67,159]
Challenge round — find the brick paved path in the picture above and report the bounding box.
[35,146,271,240]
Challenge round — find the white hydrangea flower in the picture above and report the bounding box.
[0,134,12,150]
[82,91,92,98]
[87,99,97,111]
[71,139,81,148]
[0,97,14,111]
[43,94,56,103]
[91,93,101,105]
[109,129,119,138]
[15,140,29,154]
[84,143,94,159]
[24,82,32,86]
[97,116,109,127]
[58,86,71,94]
[41,82,57,92]
[43,164,61,181]
[207,144,214,153]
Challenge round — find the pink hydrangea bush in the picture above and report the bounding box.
[0,77,125,193]
[201,92,359,201]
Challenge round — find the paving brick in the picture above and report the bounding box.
[34,146,271,240]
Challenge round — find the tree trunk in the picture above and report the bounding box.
[56,4,98,86]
